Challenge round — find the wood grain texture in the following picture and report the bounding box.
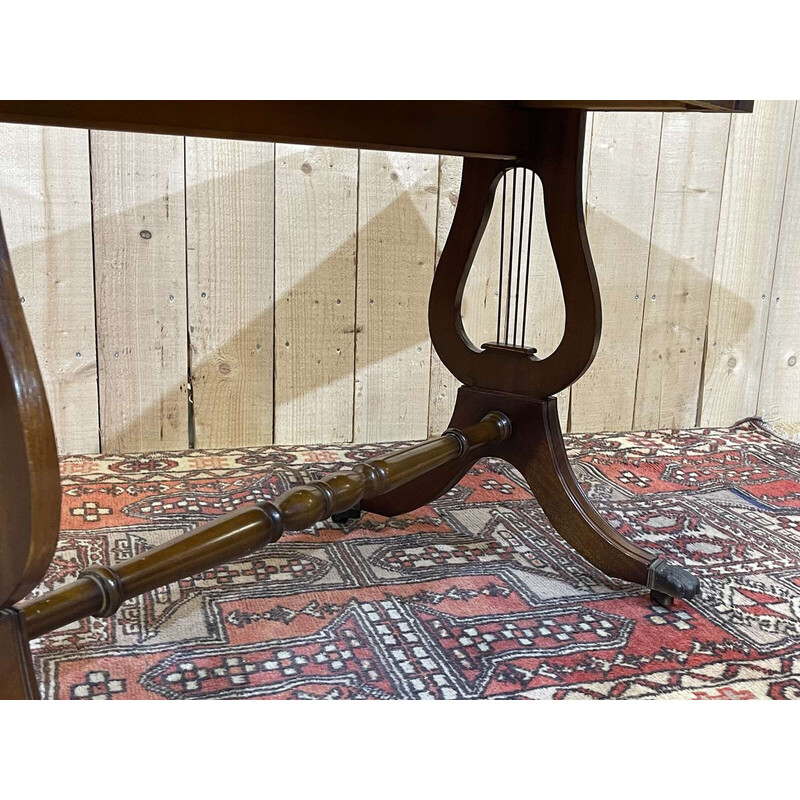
[354,149,439,443]
[91,131,189,452]
[525,172,569,425]
[428,155,462,435]
[758,103,800,424]
[274,145,358,444]
[6,106,794,457]
[462,166,512,350]
[701,101,796,426]
[0,123,98,454]
[571,112,663,432]
[186,137,274,448]
[0,216,62,608]
[633,113,731,429]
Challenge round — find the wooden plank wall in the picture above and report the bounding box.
[187,138,274,449]
[274,145,358,444]
[0,123,98,453]
[0,101,797,456]
[91,131,189,452]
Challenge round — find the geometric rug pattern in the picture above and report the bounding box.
[25,418,800,699]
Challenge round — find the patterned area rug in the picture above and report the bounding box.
[26,419,800,700]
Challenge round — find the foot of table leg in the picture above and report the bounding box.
[647,558,700,602]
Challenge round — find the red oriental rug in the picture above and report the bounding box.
[26,418,800,700]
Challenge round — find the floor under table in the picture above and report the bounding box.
[25,418,800,699]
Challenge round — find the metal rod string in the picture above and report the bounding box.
[513,169,527,346]
[504,168,517,345]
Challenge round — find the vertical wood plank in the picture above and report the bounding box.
[0,123,98,454]
[758,103,800,424]
[571,112,663,432]
[91,131,188,452]
[186,138,274,448]
[524,175,565,361]
[427,155,462,434]
[633,113,731,429]
[701,101,796,426]
[274,144,358,444]
[525,173,569,426]
[354,149,438,443]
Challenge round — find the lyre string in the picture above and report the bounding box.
[504,168,517,345]
[494,167,536,349]
[513,169,527,347]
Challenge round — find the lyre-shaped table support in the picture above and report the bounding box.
[364,109,700,605]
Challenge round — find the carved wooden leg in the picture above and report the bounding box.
[413,110,701,604]
[446,386,700,601]
[365,385,700,602]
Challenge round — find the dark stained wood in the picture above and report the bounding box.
[370,385,652,583]
[0,609,39,699]
[0,218,61,608]
[514,100,754,113]
[451,386,651,584]
[429,111,601,398]
[366,384,701,595]
[16,413,510,646]
[0,101,530,160]
[370,108,701,601]
[0,101,751,161]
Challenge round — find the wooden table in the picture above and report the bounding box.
[0,100,752,698]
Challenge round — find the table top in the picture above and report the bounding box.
[0,101,752,160]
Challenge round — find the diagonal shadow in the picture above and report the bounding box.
[4,144,755,454]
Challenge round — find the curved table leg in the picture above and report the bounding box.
[431,386,699,602]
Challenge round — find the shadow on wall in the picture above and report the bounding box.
[7,150,439,453]
[5,154,755,454]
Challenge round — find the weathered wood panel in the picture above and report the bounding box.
[0,123,98,454]
[274,144,358,444]
[354,149,438,443]
[91,131,189,452]
[571,112,663,432]
[758,103,800,425]
[634,113,731,429]
[428,155,461,435]
[701,101,796,426]
[525,172,569,426]
[186,138,274,448]
[5,107,800,455]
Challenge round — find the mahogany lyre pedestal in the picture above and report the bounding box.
[0,100,753,699]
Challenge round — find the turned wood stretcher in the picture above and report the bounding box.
[0,100,753,699]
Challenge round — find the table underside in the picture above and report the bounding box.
[0,100,752,160]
